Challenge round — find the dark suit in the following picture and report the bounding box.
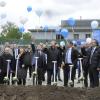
[81,47,90,87]
[88,46,100,88]
[0,53,15,84]
[46,47,61,85]
[32,50,46,85]
[63,47,79,87]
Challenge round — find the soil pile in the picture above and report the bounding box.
[0,85,100,100]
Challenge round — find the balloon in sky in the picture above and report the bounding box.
[60,28,69,38]
[19,26,25,33]
[0,1,6,7]
[44,25,48,32]
[0,13,6,19]
[67,18,76,26]
[27,6,32,12]
[92,30,100,44]
[91,20,99,29]
[19,17,28,25]
[35,9,43,17]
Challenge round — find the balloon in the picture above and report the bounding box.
[19,26,25,33]
[0,1,6,7]
[35,9,43,17]
[0,13,6,19]
[44,25,48,32]
[72,40,77,44]
[86,38,92,44]
[81,41,85,45]
[60,29,69,38]
[27,6,32,12]
[77,40,81,45]
[60,41,65,47]
[67,18,75,26]
[92,30,100,44]
[91,20,99,29]
[19,17,28,25]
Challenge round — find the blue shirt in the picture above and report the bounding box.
[65,48,72,64]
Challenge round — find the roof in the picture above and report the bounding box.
[61,19,100,27]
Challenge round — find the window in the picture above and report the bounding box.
[73,34,79,39]
[85,34,91,38]
[56,34,64,40]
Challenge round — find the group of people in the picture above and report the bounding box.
[0,39,100,88]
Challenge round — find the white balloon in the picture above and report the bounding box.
[0,13,6,19]
[91,20,99,29]
[35,9,43,17]
[86,38,92,44]
[72,40,77,44]
[0,1,6,7]
[60,41,65,47]
[19,17,28,25]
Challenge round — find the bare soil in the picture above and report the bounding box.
[0,85,100,100]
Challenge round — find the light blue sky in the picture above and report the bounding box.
[0,0,100,31]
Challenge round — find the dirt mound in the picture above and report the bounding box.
[0,85,100,100]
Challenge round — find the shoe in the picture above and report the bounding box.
[58,79,62,82]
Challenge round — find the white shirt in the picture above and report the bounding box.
[66,48,72,64]
[14,48,19,59]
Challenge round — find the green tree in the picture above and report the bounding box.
[1,22,21,39]
[23,32,31,40]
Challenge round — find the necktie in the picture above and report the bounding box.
[90,47,96,64]
[65,49,69,64]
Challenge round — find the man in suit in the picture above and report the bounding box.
[46,41,61,85]
[81,42,92,87]
[88,39,100,88]
[63,40,79,87]
[32,44,46,85]
[0,47,15,84]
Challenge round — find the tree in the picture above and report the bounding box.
[1,22,21,39]
[23,32,31,40]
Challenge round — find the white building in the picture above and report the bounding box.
[29,19,100,41]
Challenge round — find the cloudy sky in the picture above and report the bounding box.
[0,0,100,30]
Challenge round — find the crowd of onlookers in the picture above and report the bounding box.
[0,39,100,88]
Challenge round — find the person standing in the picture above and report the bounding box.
[88,39,100,88]
[63,40,79,87]
[0,47,15,84]
[46,41,61,85]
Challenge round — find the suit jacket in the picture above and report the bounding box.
[64,47,79,68]
[46,47,61,70]
[0,53,15,74]
[33,50,46,70]
[88,46,100,69]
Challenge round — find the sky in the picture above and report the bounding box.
[0,0,100,31]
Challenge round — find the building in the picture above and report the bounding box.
[61,19,100,40]
[29,19,100,41]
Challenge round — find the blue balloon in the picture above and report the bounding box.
[76,40,81,45]
[60,29,69,38]
[19,26,25,33]
[44,25,48,32]
[27,6,32,12]
[92,30,100,44]
[67,18,75,26]
[35,10,43,17]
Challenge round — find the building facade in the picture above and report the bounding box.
[29,19,100,41]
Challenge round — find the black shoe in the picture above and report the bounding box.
[58,79,62,82]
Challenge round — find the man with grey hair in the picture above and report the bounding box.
[46,40,61,85]
[0,47,15,84]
